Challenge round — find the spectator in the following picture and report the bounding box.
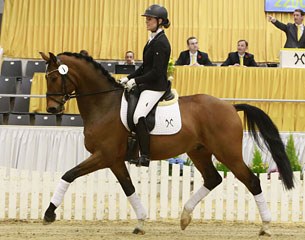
[79,50,89,57]
[124,51,135,65]
[268,9,305,48]
[221,40,258,67]
[175,36,213,66]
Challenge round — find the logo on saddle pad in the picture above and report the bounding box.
[120,89,182,135]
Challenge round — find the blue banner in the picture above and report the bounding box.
[265,0,305,12]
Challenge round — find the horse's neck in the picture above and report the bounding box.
[75,79,122,122]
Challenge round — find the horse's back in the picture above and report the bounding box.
[178,93,239,121]
[178,93,243,142]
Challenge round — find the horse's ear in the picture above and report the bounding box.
[49,52,58,64]
[39,52,49,62]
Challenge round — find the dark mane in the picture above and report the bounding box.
[58,52,122,88]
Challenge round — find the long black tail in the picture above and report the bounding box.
[234,103,294,190]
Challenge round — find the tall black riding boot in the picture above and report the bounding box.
[135,117,150,167]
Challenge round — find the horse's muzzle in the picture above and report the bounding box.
[47,105,64,114]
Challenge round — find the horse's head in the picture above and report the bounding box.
[40,52,77,114]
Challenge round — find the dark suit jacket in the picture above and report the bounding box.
[127,30,171,91]
[221,52,258,67]
[273,20,305,48]
[175,50,213,66]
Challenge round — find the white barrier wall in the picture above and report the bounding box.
[1,126,305,172]
[0,165,304,222]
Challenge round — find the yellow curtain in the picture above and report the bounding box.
[0,0,296,62]
[31,67,305,131]
[171,66,305,132]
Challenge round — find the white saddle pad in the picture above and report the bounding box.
[120,93,182,135]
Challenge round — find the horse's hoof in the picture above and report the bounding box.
[180,208,192,230]
[259,222,271,237]
[43,213,56,225]
[259,229,272,237]
[133,227,145,235]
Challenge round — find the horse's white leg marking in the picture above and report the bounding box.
[50,179,70,207]
[128,192,147,219]
[181,185,210,230]
[254,192,272,236]
[128,192,147,234]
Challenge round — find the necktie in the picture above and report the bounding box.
[239,56,244,66]
[298,25,302,41]
[190,54,196,65]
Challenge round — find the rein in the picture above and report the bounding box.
[63,88,122,99]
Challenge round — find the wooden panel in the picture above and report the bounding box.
[149,162,158,220]
[8,169,18,219]
[160,161,169,218]
[170,164,180,218]
[19,170,29,220]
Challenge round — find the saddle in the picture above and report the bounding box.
[123,81,179,164]
[124,81,174,132]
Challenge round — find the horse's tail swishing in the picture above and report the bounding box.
[234,103,294,190]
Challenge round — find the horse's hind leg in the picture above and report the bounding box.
[181,148,222,230]
[111,161,147,235]
[43,153,104,224]
[219,152,271,236]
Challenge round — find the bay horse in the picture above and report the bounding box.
[40,52,293,236]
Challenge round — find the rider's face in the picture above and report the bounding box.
[145,17,158,31]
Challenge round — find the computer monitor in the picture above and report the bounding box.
[115,64,136,74]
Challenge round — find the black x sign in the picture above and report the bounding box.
[294,53,305,65]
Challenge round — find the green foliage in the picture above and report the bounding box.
[251,146,268,173]
[167,58,175,79]
[215,161,229,177]
[285,134,302,171]
[184,157,193,166]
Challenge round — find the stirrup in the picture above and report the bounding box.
[137,155,150,167]
[129,158,139,165]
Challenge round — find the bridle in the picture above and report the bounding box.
[45,61,122,106]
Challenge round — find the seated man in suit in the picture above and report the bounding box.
[175,36,213,66]
[221,40,257,67]
[268,9,305,48]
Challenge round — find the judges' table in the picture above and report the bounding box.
[30,67,305,131]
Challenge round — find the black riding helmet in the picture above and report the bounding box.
[142,4,170,30]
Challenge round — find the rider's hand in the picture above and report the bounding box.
[126,78,136,91]
[119,77,129,84]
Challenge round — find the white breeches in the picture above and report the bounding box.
[133,90,165,124]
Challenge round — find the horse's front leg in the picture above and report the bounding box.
[43,152,103,224]
[111,161,147,235]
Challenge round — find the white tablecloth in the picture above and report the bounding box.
[0,126,304,172]
[0,126,89,172]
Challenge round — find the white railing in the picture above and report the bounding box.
[0,163,304,222]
